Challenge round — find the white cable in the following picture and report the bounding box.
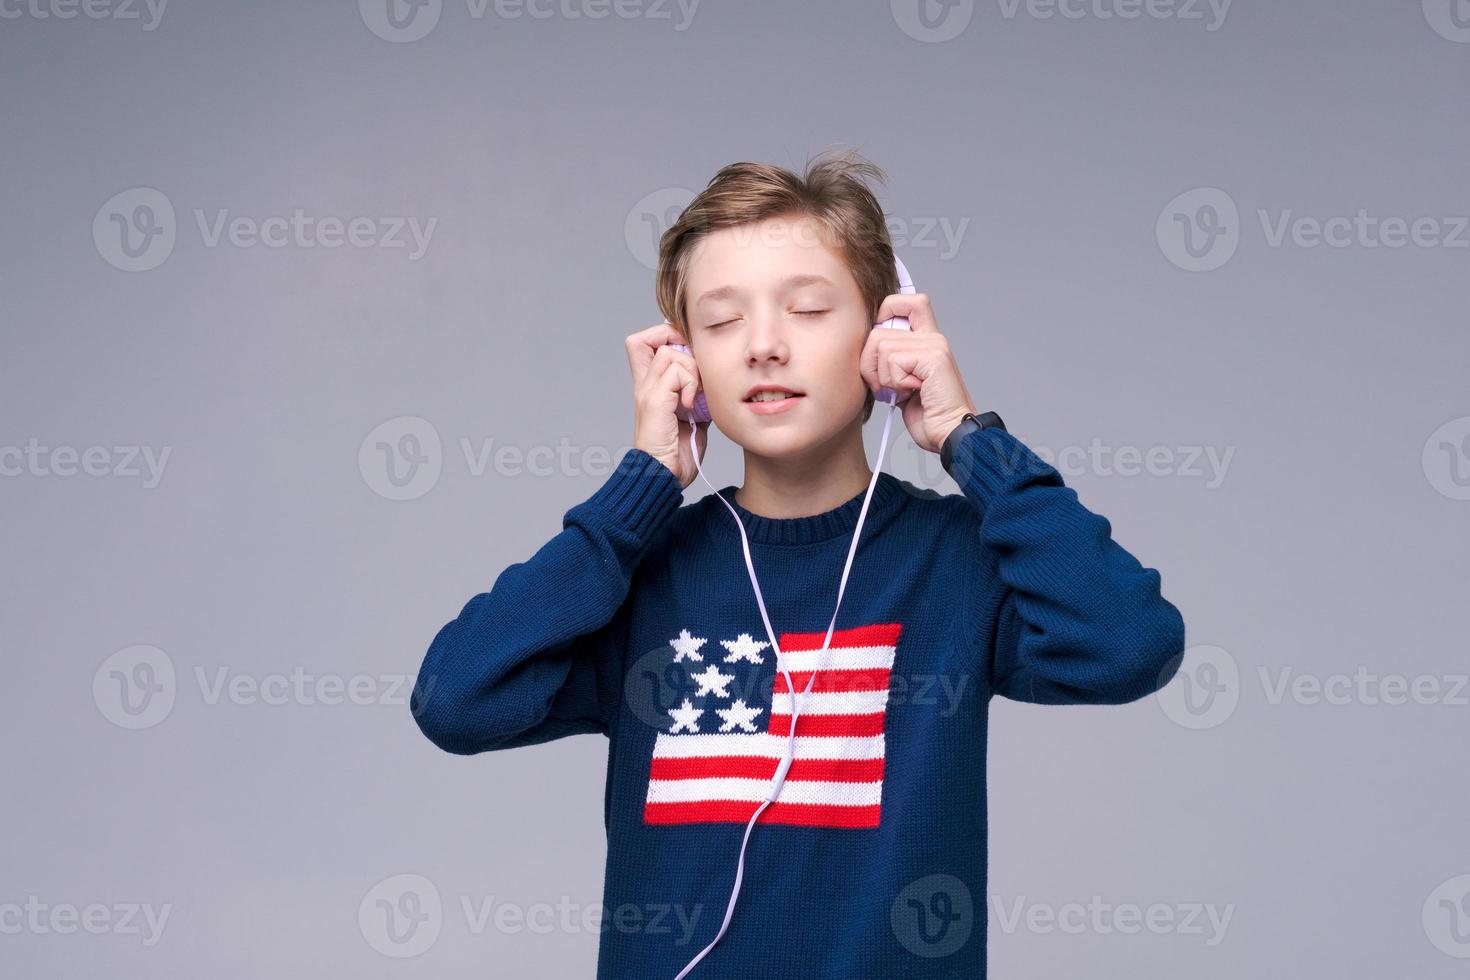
[671,396,901,980]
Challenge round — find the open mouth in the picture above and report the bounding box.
[743,390,805,404]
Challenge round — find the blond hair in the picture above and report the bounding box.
[655,151,898,424]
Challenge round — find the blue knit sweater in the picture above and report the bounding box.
[411,426,1186,979]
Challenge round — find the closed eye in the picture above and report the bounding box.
[707,310,827,328]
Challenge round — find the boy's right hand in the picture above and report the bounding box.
[627,322,709,489]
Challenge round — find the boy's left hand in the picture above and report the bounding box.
[859,291,980,454]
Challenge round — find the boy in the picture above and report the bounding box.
[410,152,1186,978]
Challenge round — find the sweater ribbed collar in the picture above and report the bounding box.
[703,471,910,547]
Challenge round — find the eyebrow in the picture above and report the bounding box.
[693,274,835,307]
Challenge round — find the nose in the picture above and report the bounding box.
[743,308,789,367]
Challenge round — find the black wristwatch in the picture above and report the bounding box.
[940,411,1006,477]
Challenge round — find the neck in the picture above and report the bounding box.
[735,416,875,519]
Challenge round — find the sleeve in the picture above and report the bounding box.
[409,449,685,754]
[950,425,1187,705]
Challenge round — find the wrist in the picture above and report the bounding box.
[940,406,981,446]
[939,410,1007,477]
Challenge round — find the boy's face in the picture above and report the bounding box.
[681,213,871,459]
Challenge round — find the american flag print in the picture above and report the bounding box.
[643,622,903,829]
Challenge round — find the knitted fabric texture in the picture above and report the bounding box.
[412,426,1186,979]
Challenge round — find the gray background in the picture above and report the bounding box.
[3,0,1468,976]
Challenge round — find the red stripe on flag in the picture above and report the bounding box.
[648,755,885,783]
[777,622,902,652]
[643,799,882,828]
[767,712,888,738]
[773,667,893,694]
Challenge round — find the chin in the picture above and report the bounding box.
[733,421,835,459]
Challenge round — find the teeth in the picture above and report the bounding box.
[750,391,797,402]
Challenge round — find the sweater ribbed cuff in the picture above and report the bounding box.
[578,448,685,542]
[948,427,1059,513]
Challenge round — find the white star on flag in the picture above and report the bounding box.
[667,698,703,734]
[690,664,735,699]
[669,628,708,663]
[720,632,770,664]
[715,699,764,733]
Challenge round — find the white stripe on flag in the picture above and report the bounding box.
[650,732,886,760]
[773,644,897,673]
[645,776,884,807]
[770,688,890,716]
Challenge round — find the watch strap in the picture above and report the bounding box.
[940,411,1006,477]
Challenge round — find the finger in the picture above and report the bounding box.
[645,341,697,394]
[656,354,690,409]
[628,324,677,364]
[627,322,689,378]
[647,357,676,403]
[640,320,684,346]
[627,332,657,383]
[884,341,927,393]
[658,337,699,376]
[894,350,924,389]
[873,334,911,392]
[673,347,700,388]
[680,366,697,412]
[872,292,939,333]
[666,348,700,411]
[664,360,697,413]
[636,344,673,393]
